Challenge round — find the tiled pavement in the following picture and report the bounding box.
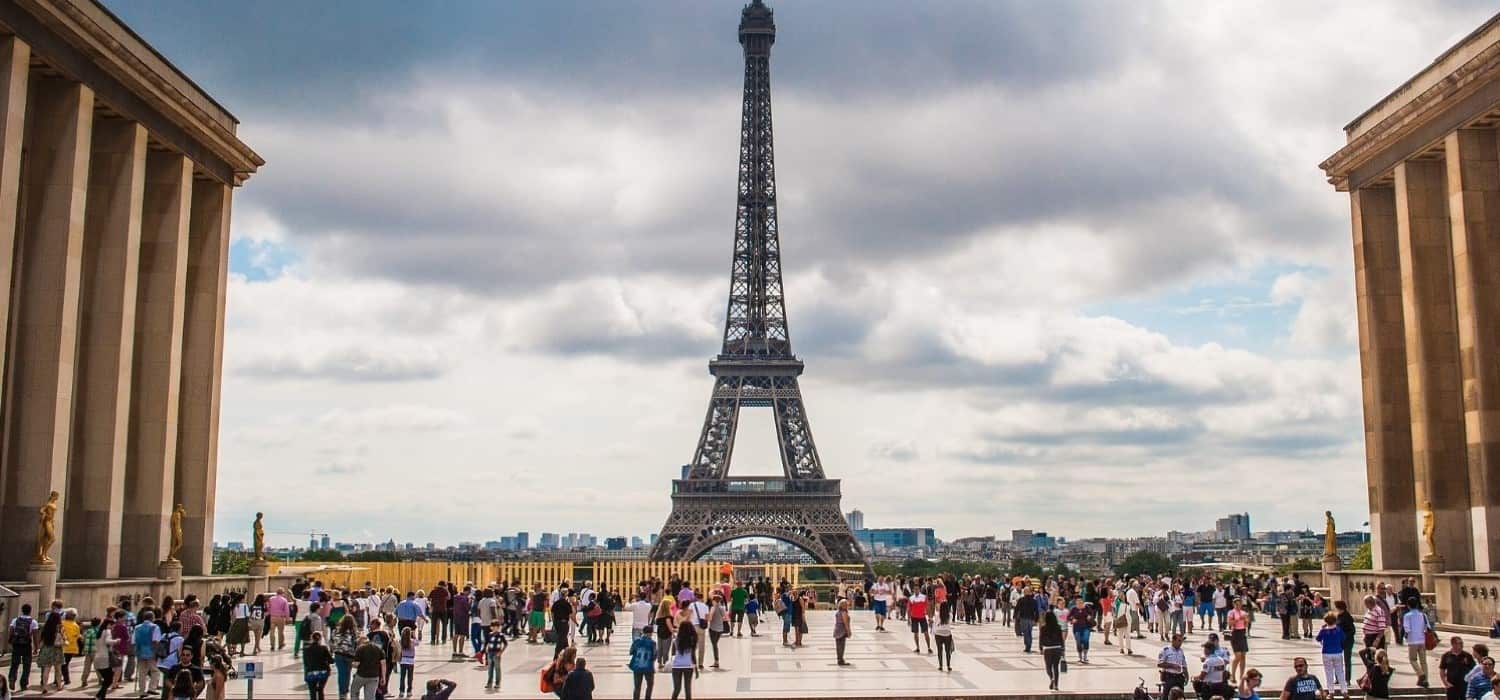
[20,613,1481,698]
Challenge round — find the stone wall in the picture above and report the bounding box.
[0,573,299,623]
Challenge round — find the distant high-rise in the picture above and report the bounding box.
[321,535,331,550]
[540,533,559,550]
[606,537,627,550]
[517,532,530,550]
[308,538,318,551]
[846,509,865,531]
[631,536,644,549]
[1215,513,1251,541]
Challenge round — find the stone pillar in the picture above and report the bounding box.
[120,152,191,577]
[176,180,229,576]
[1394,159,1474,570]
[63,118,146,580]
[0,78,93,577]
[1352,185,1419,570]
[0,36,28,391]
[1445,128,1500,572]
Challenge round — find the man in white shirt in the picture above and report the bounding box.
[626,593,654,641]
[871,578,893,632]
[1403,600,1430,687]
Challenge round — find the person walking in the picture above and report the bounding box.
[627,627,656,699]
[1333,601,1356,683]
[1316,612,1349,699]
[350,635,386,700]
[1066,597,1092,664]
[90,622,115,700]
[706,596,728,669]
[833,599,852,667]
[654,599,676,671]
[302,632,333,700]
[1402,598,1431,687]
[8,602,39,693]
[1361,596,1388,649]
[132,610,163,696]
[396,628,417,698]
[908,587,932,655]
[669,621,698,700]
[1014,587,1038,654]
[1040,610,1065,691]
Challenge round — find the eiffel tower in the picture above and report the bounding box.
[649,0,865,565]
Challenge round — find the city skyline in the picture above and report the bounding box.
[94,0,1498,546]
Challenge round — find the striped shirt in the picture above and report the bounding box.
[1362,605,1388,636]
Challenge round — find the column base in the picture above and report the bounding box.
[1322,553,1343,572]
[157,559,183,580]
[247,560,270,577]
[27,561,58,606]
[1420,555,1445,593]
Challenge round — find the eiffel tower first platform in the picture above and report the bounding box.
[648,0,865,566]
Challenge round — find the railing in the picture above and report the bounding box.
[672,477,840,495]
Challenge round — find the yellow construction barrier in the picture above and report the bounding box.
[267,560,869,594]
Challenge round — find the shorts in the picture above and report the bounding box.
[1198,602,1213,615]
[872,600,888,616]
[731,610,744,623]
[910,617,929,633]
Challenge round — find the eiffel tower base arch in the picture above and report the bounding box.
[650,480,864,564]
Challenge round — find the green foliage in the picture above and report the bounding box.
[1277,558,1319,574]
[1348,542,1372,570]
[213,550,252,575]
[299,548,346,561]
[870,559,1005,579]
[1009,557,1044,578]
[347,551,400,562]
[1115,550,1177,578]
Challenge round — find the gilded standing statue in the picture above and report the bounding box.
[252,512,266,561]
[168,503,185,562]
[33,490,59,564]
[1324,510,1337,557]
[1421,499,1437,557]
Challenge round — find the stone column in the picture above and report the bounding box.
[63,118,146,580]
[177,180,229,576]
[121,152,191,577]
[1394,159,1474,570]
[1352,185,1419,570]
[0,78,93,577]
[1445,128,1500,572]
[0,36,28,390]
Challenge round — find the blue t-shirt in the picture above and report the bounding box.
[133,623,160,659]
[746,599,760,615]
[1315,626,1344,655]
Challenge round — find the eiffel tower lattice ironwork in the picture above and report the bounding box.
[649,0,865,565]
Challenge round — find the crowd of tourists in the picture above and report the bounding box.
[3,569,1496,700]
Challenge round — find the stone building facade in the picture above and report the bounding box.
[1322,14,1500,590]
[0,0,259,584]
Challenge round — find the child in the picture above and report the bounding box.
[934,608,955,672]
[398,627,417,698]
[483,621,507,690]
[745,596,761,637]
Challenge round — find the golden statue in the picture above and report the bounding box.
[1421,500,1437,557]
[252,512,266,562]
[1324,510,1337,557]
[168,503,185,562]
[33,491,59,564]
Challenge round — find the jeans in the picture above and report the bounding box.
[486,652,502,686]
[1073,626,1091,655]
[305,670,329,700]
[835,636,846,664]
[135,657,159,694]
[350,674,380,700]
[553,624,569,659]
[1017,619,1034,651]
[470,622,484,654]
[633,670,654,699]
[398,663,413,694]
[656,634,673,667]
[935,635,953,668]
[8,642,32,689]
[335,655,353,697]
[430,613,447,644]
[1217,608,1228,630]
[671,668,693,699]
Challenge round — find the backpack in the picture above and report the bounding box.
[1156,596,1169,612]
[9,618,30,646]
[773,596,787,614]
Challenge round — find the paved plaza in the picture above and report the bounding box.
[178,611,1481,699]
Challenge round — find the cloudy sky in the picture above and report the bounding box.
[107,0,1496,549]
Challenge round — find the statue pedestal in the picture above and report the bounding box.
[1321,553,1342,572]
[1420,554,1445,593]
[248,560,270,577]
[27,561,58,606]
[157,559,184,581]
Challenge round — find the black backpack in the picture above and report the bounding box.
[9,618,31,646]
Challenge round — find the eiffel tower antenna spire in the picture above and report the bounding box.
[650,0,865,566]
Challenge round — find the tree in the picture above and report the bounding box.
[298,548,345,561]
[1115,550,1176,578]
[1348,542,1372,570]
[1009,557,1045,579]
[213,550,252,575]
[1278,558,1319,574]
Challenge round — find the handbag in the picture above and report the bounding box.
[1060,657,1068,673]
[1357,673,1371,691]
